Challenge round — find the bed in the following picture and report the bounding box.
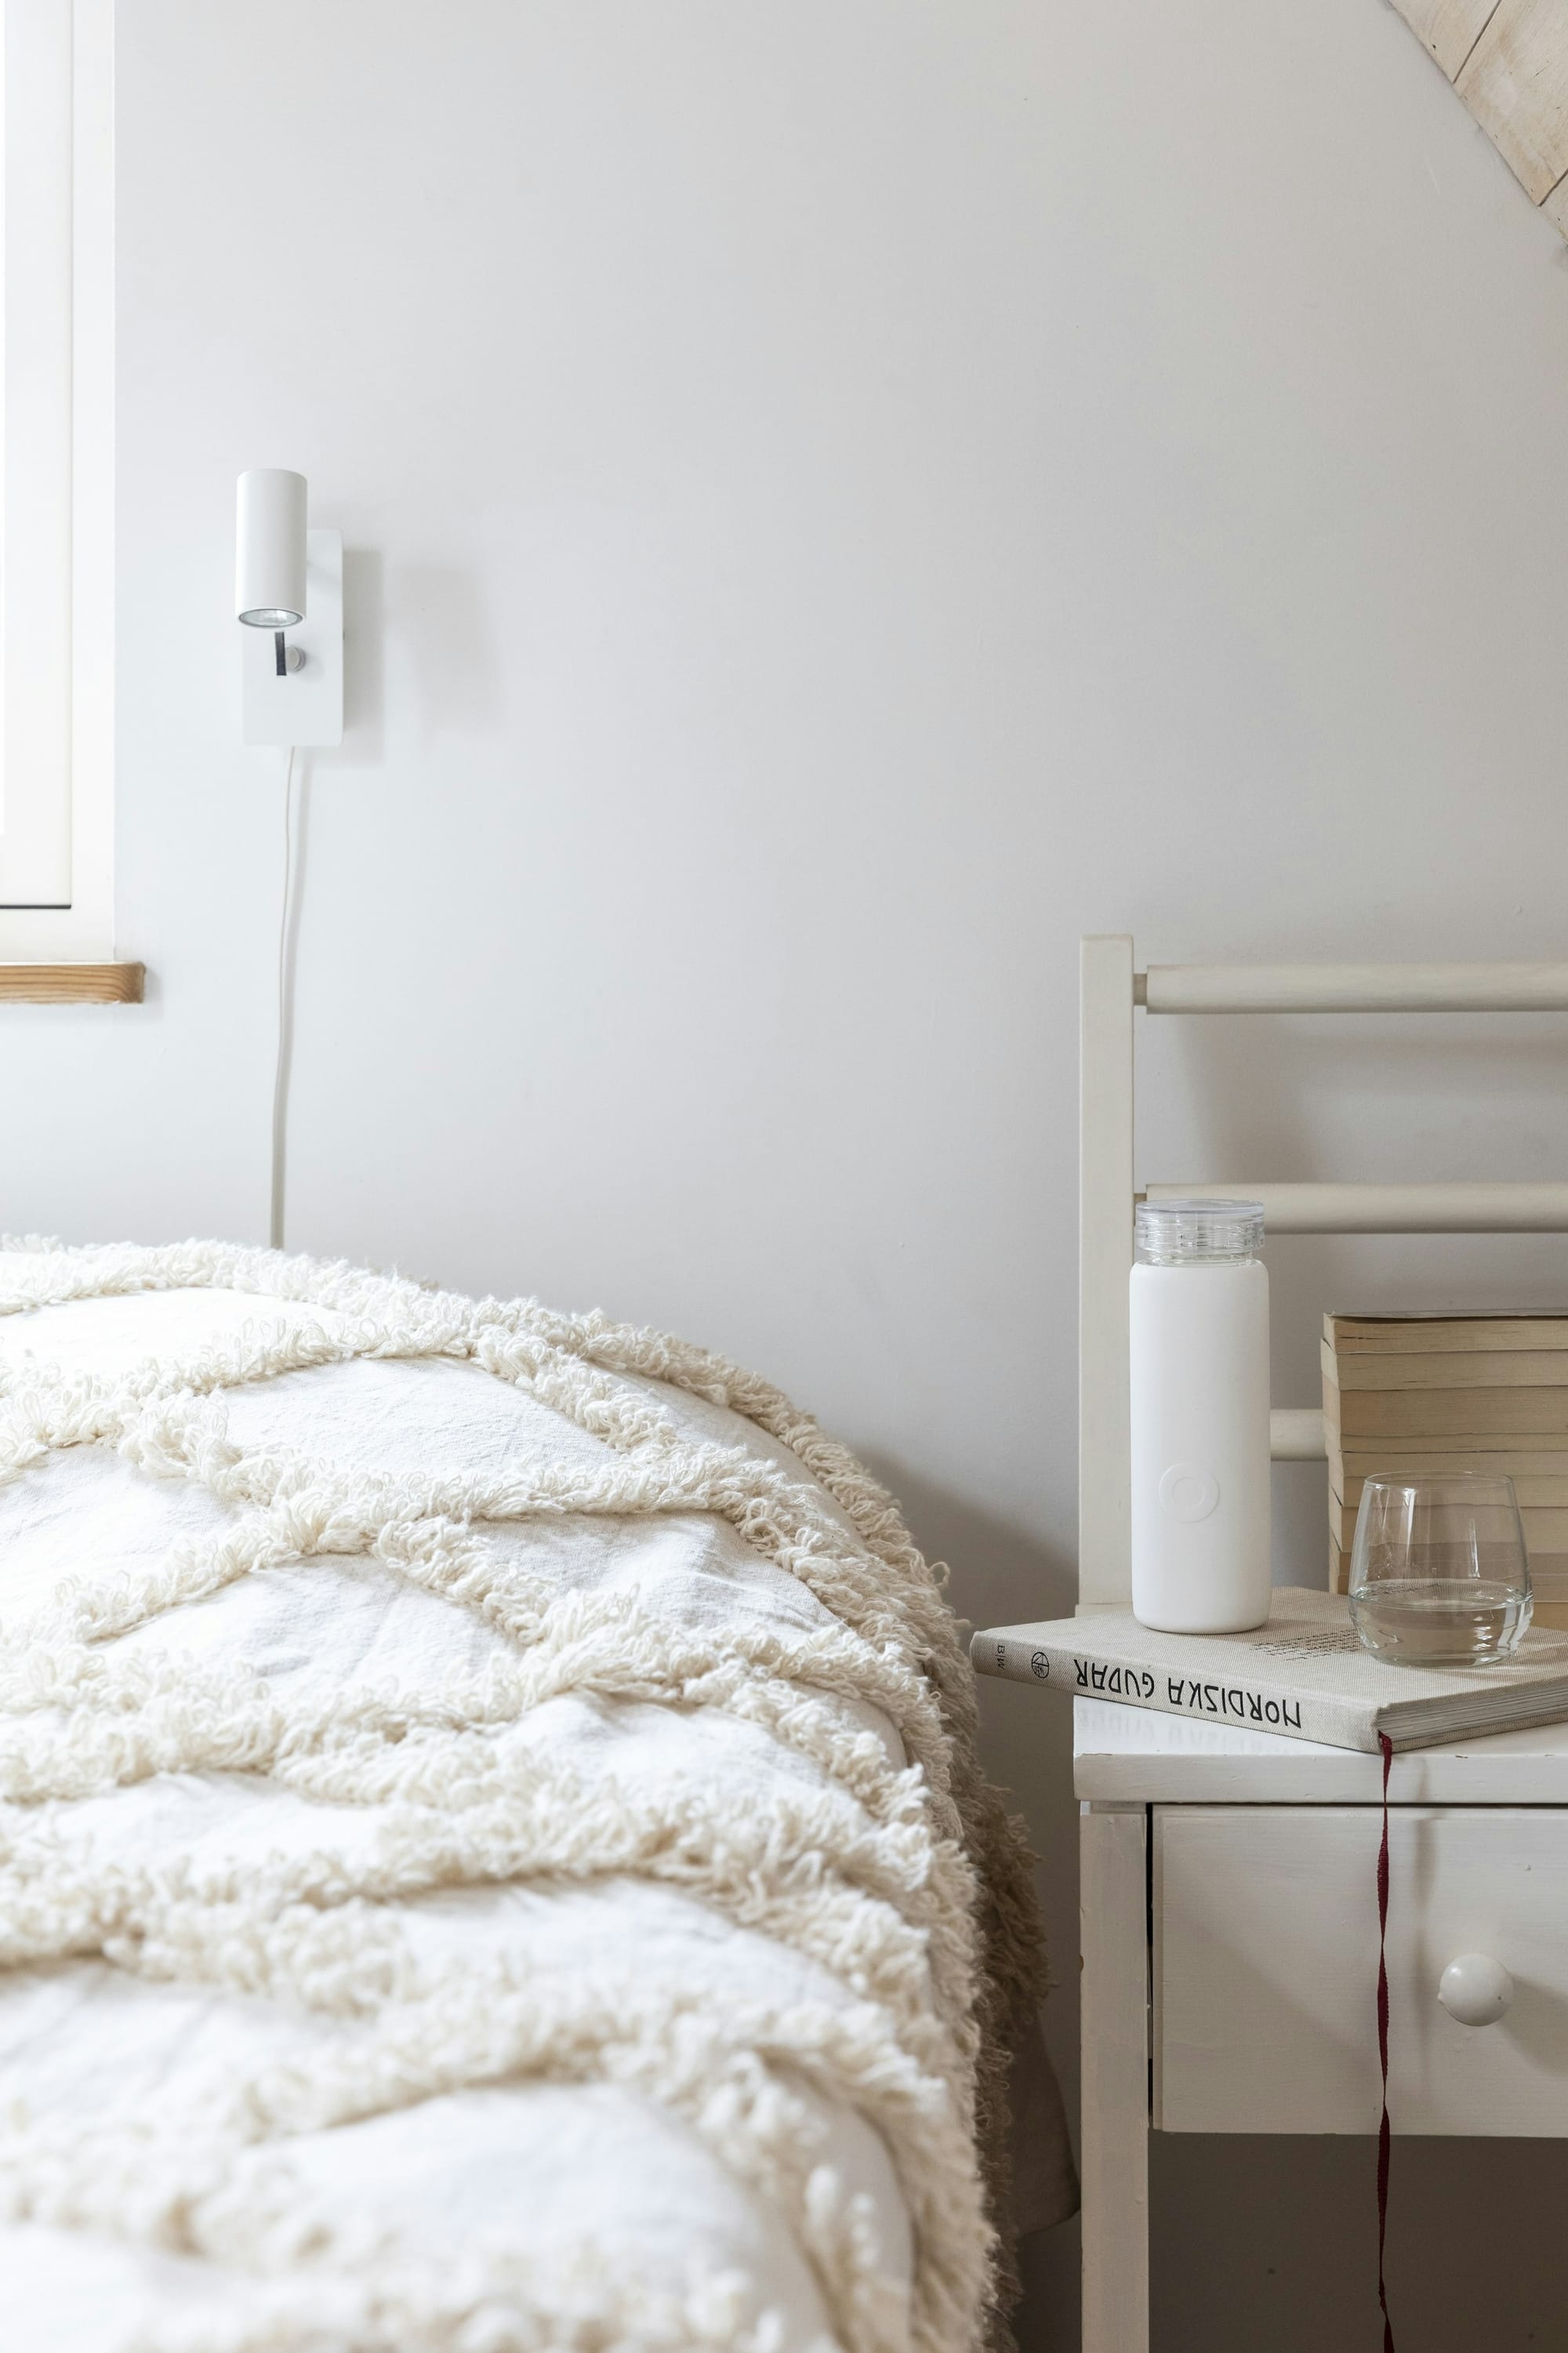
[0,1240,1072,2353]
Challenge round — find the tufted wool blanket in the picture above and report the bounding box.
[0,1242,1069,2353]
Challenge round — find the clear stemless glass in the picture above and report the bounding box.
[1349,1473,1532,1667]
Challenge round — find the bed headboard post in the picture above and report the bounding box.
[1079,935,1135,1611]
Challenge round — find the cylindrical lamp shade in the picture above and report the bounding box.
[236,469,307,627]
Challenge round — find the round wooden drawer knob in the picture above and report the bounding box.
[1438,1952,1515,2027]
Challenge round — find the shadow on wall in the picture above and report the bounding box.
[866,1456,1084,2349]
[863,1454,1078,1961]
[340,549,385,761]
[336,553,503,757]
[1157,1018,1568,1175]
[862,1453,1078,1974]
[391,562,505,746]
[871,1457,1076,1634]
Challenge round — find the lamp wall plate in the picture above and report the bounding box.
[242,528,343,746]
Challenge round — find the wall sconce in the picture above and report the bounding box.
[237,468,307,674]
[236,468,343,747]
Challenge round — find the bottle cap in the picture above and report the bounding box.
[1134,1198,1265,1265]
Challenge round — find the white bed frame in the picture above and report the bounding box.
[1075,936,1568,2349]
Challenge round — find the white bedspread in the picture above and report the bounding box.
[0,1244,1062,2353]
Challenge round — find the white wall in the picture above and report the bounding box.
[7,2,1568,2341]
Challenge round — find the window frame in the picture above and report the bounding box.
[0,0,114,959]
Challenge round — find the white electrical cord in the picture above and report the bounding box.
[269,746,297,1251]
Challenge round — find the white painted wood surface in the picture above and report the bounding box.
[1140,958,1568,1014]
[1080,1803,1149,2353]
[1075,1694,1568,1803]
[1156,1804,1568,2134]
[1270,1404,1327,1458]
[1079,937,1134,1610]
[1143,1180,1568,1233]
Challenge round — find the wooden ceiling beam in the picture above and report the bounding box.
[1390,0,1568,237]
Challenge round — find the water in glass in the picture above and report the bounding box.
[1348,1475,1531,1669]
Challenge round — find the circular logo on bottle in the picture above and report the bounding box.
[1030,1650,1049,1681]
[1158,1463,1221,1523]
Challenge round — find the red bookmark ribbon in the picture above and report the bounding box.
[1377,1730,1395,2353]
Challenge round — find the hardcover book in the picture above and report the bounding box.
[971,1586,1568,1752]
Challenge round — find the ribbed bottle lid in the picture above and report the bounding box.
[1134,1198,1265,1264]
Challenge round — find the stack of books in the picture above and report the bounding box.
[1323,1311,1568,1629]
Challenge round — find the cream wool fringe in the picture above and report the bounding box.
[0,1240,1051,2353]
[122,2253,837,2353]
[6,1971,946,2353]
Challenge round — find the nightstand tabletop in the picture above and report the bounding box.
[1074,1694,1568,1803]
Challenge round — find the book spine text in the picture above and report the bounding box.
[988,1635,1306,1730]
[978,1634,1368,1743]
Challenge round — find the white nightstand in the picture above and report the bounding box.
[1070,936,1568,2350]
[1076,1699,1568,2349]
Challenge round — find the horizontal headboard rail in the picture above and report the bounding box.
[1139,1182,1568,1234]
[1138,962,1568,1015]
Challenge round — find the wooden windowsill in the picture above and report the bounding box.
[0,962,144,1004]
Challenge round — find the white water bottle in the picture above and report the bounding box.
[1130,1198,1271,1633]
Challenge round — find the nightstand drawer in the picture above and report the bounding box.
[1155,1804,1568,2135]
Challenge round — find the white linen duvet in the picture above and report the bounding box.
[0,1244,1065,2353]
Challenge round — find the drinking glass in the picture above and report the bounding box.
[1349,1473,1531,1667]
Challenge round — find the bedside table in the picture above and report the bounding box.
[1072,935,1568,2348]
[1076,1697,1568,2351]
